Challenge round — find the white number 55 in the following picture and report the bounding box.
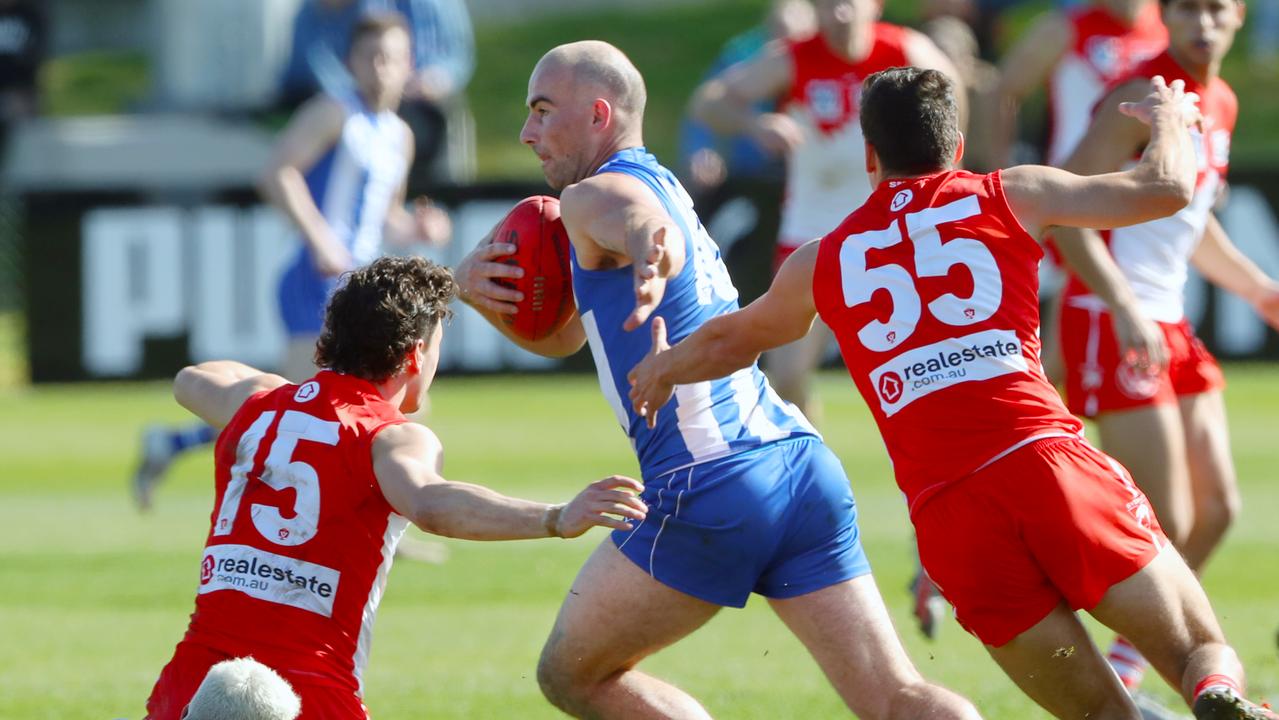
[839,195,1002,351]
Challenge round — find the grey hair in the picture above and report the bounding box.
[183,658,301,720]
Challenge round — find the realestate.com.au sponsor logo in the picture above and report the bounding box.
[869,329,1029,416]
[199,544,340,617]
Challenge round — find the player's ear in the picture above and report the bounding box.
[404,339,425,375]
[865,141,880,180]
[591,98,612,129]
[953,132,965,168]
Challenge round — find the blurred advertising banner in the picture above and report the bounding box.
[22,176,1279,382]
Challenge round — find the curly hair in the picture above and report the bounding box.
[315,256,456,383]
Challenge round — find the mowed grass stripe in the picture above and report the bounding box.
[1,368,1275,718]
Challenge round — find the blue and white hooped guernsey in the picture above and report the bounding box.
[301,90,407,267]
[277,90,408,336]
[571,147,819,481]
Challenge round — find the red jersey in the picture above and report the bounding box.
[184,371,409,696]
[813,170,1084,513]
[1047,3,1166,165]
[1063,51,1236,323]
[778,25,912,245]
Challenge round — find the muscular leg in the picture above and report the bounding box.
[537,541,721,719]
[1088,544,1244,706]
[1097,404,1193,547]
[1177,391,1241,571]
[769,575,980,720]
[986,604,1140,720]
[763,321,832,423]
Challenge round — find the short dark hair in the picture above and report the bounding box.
[350,11,410,52]
[315,256,456,383]
[860,67,961,176]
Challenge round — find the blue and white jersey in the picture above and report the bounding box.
[302,91,408,265]
[278,91,408,336]
[572,147,818,480]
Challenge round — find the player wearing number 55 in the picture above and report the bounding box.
[143,256,646,720]
[629,68,1278,720]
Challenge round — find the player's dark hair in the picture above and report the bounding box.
[860,67,960,176]
[349,10,410,53]
[315,256,456,383]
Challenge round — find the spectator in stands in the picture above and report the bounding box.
[279,0,474,183]
[678,0,816,192]
[0,0,45,164]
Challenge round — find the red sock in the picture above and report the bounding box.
[1107,636,1147,691]
[1193,673,1243,701]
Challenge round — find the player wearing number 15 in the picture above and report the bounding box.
[144,257,646,720]
[630,68,1277,720]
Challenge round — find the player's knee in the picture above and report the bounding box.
[536,637,589,712]
[885,680,982,720]
[1198,483,1240,534]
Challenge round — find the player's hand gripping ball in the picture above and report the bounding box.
[489,196,576,341]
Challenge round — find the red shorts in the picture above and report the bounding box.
[1060,301,1224,418]
[914,436,1167,647]
[146,641,368,720]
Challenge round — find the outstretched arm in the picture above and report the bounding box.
[372,423,646,540]
[1002,76,1200,237]
[690,41,800,156]
[628,241,820,427]
[559,174,688,331]
[174,361,289,430]
[1194,214,1279,328]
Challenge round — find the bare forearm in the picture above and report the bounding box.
[1130,109,1196,209]
[261,168,332,248]
[691,82,757,136]
[1194,217,1274,303]
[461,298,584,358]
[411,482,555,540]
[1053,227,1141,312]
[655,316,759,386]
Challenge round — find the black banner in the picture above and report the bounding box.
[21,175,1279,382]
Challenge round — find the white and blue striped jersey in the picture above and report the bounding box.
[572,148,818,480]
[302,91,408,266]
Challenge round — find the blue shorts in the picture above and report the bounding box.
[277,251,338,338]
[613,436,871,607]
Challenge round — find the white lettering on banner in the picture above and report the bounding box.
[79,202,561,378]
[189,206,293,368]
[82,207,186,375]
[199,543,340,617]
[868,328,1028,416]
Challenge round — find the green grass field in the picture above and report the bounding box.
[1,367,1277,719]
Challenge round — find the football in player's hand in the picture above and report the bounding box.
[489,195,576,342]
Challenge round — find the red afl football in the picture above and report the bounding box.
[489,195,575,341]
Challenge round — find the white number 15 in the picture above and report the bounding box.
[212,410,338,546]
